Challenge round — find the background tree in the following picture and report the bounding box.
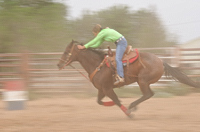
[132,8,175,48]
[0,0,69,53]
[0,2,177,53]
[70,5,176,49]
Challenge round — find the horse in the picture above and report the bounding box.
[57,40,200,118]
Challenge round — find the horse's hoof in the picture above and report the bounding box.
[128,106,137,113]
[127,113,134,119]
[125,110,134,119]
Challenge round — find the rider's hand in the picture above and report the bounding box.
[77,45,86,50]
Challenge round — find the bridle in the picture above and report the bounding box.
[59,42,90,81]
[59,43,76,70]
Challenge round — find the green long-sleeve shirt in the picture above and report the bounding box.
[84,28,123,48]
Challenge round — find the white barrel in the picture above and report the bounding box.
[3,80,28,110]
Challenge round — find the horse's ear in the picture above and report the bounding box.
[72,39,74,43]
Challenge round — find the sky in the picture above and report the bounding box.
[58,0,200,44]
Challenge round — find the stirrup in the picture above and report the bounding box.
[114,75,124,85]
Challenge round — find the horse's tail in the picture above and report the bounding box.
[163,62,200,88]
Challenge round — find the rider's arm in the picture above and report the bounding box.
[84,32,104,48]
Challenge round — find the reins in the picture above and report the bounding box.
[69,64,90,81]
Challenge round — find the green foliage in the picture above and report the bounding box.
[0,2,177,53]
[133,9,167,47]
[114,83,194,98]
[70,5,177,49]
[0,0,68,53]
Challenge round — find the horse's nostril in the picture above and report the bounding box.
[57,64,60,67]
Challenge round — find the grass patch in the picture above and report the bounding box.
[114,87,142,98]
[27,82,199,100]
[114,83,196,98]
[27,88,98,100]
[154,85,191,97]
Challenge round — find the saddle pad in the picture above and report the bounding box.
[106,49,139,67]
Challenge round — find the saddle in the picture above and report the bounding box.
[89,46,139,82]
[105,45,139,68]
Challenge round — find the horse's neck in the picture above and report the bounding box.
[77,50,103,74]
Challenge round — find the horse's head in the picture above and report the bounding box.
[57,40,79,70]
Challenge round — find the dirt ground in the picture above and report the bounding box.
[1,93,200,132]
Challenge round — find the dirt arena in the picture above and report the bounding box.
[1,93,200,132]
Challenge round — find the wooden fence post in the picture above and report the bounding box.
[174,46,181,67]
[20,51,29,89]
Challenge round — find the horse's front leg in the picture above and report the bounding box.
[97,89,115,106]
[102,88,132,118]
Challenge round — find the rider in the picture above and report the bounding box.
[77,24,127,85]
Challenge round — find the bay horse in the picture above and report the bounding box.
[57,40,199,118]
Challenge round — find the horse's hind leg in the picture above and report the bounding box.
[128,81,154,111]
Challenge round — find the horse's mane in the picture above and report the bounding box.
[75,41,106,60]
[87,48,106,60]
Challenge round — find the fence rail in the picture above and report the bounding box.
[0,47,200,93]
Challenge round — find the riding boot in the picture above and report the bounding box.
[114,75,124,85]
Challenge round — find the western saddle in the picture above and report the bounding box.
[106,45,138,68]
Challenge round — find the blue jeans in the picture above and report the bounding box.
[115,37,127,78]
